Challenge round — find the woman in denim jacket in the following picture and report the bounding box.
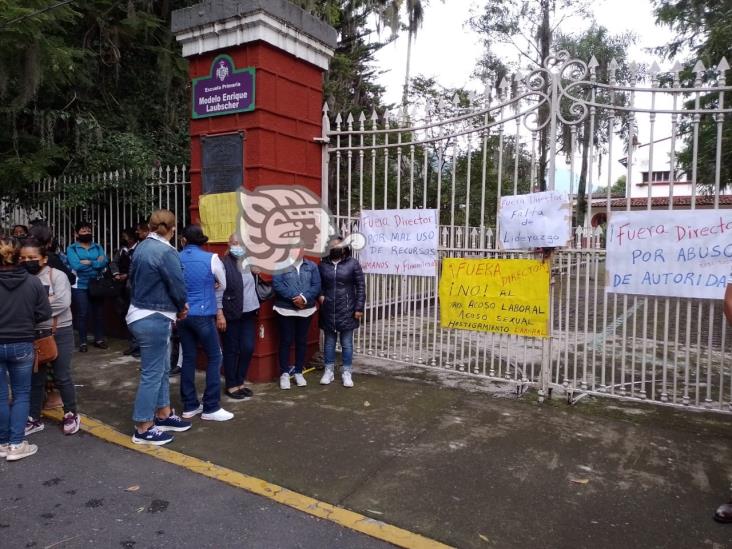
[272,250,321,390]
[126,210,191,446]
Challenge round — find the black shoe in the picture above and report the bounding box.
[122,346,139,356]
[236,387,253,397]
[79,344,88,353]
[93,340,108,349]
[169,365,181,376]
[225,389,246,400]
[714,502,732,523]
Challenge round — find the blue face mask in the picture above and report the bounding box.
[230,245,245,258]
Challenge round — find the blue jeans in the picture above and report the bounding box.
[72,288,105,344]
[129,314,172,423]
[276,313,313,374]
[222,311,256,390]
[0,342,35,445]
[178,316,222,414]
[322,329,354,372]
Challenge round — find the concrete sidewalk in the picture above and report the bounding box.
[51,339,732,548]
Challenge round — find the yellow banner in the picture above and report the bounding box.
[439,258,550,338]
[199,192,239,243]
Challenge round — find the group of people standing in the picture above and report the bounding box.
[0,213,366,453]
[126,210,366,446]
[0,224,83,462]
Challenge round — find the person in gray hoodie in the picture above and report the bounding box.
[20,239,80,437]
[0,236,51,461]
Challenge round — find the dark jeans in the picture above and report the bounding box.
[30,325,76,420]
[0,341,34,445]
[72,288,105,344]
[276,313,313,374]
[178,315,222,414]
[222,311,256,390]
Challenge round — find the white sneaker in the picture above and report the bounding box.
[6,441,38,461]
[280,373,291,390]
[342,371,354,388]
[320,368,335,385]
[201,408,234,421]
[182,404,203,419]
[294,373,307,387]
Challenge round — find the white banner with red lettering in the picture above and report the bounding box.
[358,209,438,276]
[605,209,732,299]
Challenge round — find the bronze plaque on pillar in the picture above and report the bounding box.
[201,133,244,194]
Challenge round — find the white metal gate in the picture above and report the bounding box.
[2,166,190,258]
[322,51,732,413]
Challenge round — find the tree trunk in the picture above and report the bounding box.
[537,0,551,191]
[401,30,413,109]
[576,116,591,228]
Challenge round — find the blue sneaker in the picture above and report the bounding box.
[154,411,192,432]
[132,426,174,446]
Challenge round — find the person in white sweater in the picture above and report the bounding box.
[19,239,80,436]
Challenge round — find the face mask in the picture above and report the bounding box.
[230,245,245,258]
[77,234,92,243]
[329,247,344,260]
[23,260,41,275]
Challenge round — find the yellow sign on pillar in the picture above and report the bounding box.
[439,258,550,338]
[198,192,239,243]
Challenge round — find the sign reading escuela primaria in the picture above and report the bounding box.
[192,55,255,119]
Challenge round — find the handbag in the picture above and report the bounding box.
[89,269,122,299]
[34,317,58,373]
[254,273,274,302]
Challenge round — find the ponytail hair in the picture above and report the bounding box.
[0,237,20,266]
[148,209,176,237]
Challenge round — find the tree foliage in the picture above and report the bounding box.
[0,0,196,206]
[653,0,732,191]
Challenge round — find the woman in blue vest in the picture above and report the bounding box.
[220,233,259,400]
[177,225,233,421]
[66,221,109,352]
[272,249,321,390]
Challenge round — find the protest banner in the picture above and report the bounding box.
[498,190,572,249]
[605,209,732,299]
[439,258,550,337]
[359,209,439,276]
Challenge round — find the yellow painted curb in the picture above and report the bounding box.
[43,409,452,549]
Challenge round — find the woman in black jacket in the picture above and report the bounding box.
[317,237,365,387]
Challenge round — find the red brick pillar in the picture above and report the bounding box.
[172,1,337,381]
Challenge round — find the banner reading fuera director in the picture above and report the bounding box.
[605,209,732,299]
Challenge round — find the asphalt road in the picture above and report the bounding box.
[0,427,392,549]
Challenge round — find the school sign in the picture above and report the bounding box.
[192,55,255,119]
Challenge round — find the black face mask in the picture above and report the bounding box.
[329,248,344,260]
[23,260,41,275]
[77,234,92,243]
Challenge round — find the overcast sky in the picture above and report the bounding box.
[371,0,683,192]
[373,0,671,105]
